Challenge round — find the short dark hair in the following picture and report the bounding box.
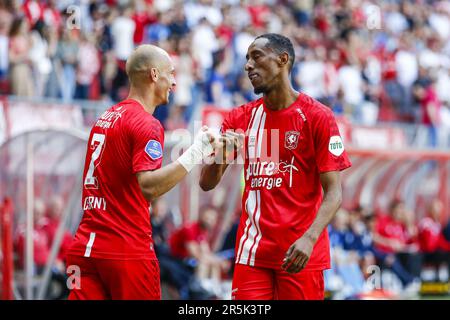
[255,33,295,71]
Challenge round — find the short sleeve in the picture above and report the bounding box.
[219,103,251,134]
[312,109,352,173]
[220,109,237,133]
[129,117,164,174]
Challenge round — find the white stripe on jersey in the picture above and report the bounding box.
[238,190,258,264]
[247,105,258,131]
[248,105,264,160]
[235,217,251,264]
[237,105,266,265]
[256,113,266,158]
[237,105,262,263]
[249,190,262,266]
[84,232,96,257]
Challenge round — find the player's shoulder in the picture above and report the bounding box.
[230,98,264,117]
[296,92,334,121]
[117,99,163,130]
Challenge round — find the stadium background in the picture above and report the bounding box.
[0,0,449,300]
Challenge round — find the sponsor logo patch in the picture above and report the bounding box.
[145,140,163,160]
[328,136,344,156]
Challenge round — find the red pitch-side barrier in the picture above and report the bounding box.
[1,197,13,300]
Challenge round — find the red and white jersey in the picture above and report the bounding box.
[221,93,351,270]
[68,99,164,260]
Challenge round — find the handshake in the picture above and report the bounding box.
[177,126,245,173]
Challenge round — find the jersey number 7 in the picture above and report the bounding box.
[84,133,106,189]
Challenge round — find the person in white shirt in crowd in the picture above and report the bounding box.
[395,34,419,118]
[184,0,223,28]
[74,32,100,100]
[296,46,326,100]
[55,29,79,102]
[338,59,364,121]
[191,17,219,80]
[109,5,136,101]
[28,20,52,98]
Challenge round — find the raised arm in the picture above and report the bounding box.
[199,163,229,191]
[137,127,217,201]
[199,131,244,191]
[137,161,189,202]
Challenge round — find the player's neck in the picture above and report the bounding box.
[127,87,157,115]
[263,82,298,111]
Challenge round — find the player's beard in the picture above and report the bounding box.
[253,85,267,95]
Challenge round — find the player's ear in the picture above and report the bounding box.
[150,68,159,82]
[278,52,289,68]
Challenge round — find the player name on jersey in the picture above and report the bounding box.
[83,196,106,211]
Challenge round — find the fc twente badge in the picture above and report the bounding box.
[285,131,300,150]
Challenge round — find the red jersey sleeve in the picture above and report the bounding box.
[128,116,165,174]
[220,107,239,133]
[312,108,352,173]
[220,103,251,133]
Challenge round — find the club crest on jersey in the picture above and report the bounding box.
[145,140,163,160]
[285,131,300,150]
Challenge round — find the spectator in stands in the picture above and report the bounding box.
[397,206,422,280]
[42,196,73,269]
[144,10,171,44]
[218,212,240,278]
[338,57,364,121]
[29,19,52,97]
[151,198,196,299]
[97,6,116,101]
[172,36,198,123]
[131,0,157,46]
[395,34,419,120]
[326,209,366,299]
[8,17,34,97]
[0,0,449,130]
[375,200,411,254]
[191,17,219,81]
[110,5,135,101]
[296,46,326,100]
[40,196,72,299]
[205,49,233,109]
[169,206,230,296]
[55,29,78,102]
[418,199,450,282]
[74,32,99,100]
[14,199,50,275]
[419,74,442,148]
[373,200,419,289]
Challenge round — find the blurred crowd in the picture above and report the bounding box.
[12,196,73,299]
[0,0,449,134]
[150,199,235,299]
[326,198,450,299]
[8,193,450,300]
